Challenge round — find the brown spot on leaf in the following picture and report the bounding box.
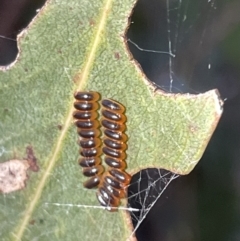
[57,124,63,130]
[0,159,29,193]
[73,72,81,83]
[89,19,95,26]
[188,123,199,134]
[114,52,120,60]
[29,220,35,225]
[26,145,39,172]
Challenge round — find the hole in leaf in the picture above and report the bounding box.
[127,0,240,99]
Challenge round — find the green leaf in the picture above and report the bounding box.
[0,0,223,240]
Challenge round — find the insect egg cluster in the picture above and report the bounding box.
[73,92,131,211]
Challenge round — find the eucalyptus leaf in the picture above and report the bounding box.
[0,0,223,240]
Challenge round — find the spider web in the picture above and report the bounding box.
[44,169,179,240]
[127,0,224,97]
[127,169,179,237]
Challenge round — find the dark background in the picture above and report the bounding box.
[127,1,240,241]
[1,0,240,240]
